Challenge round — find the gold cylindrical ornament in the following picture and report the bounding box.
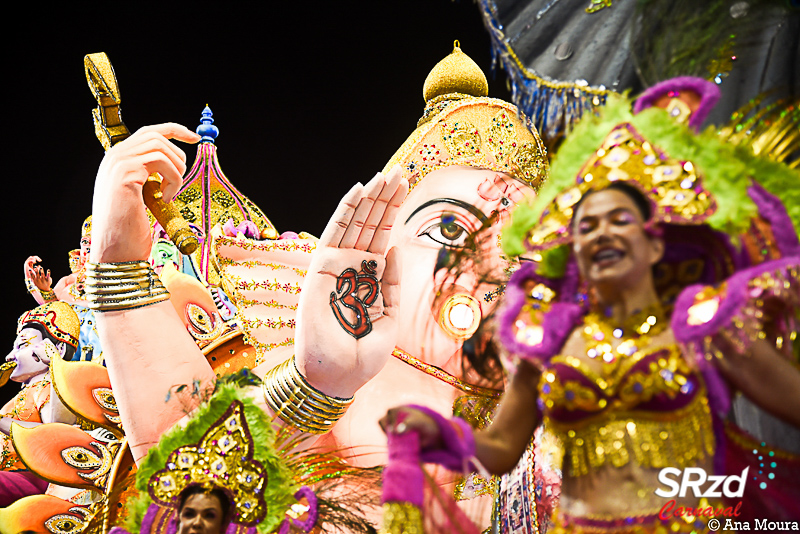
[142,177,198,255]
[262,356,353,434]
[84,261,170,311]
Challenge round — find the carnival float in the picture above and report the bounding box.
[1,1,799,532]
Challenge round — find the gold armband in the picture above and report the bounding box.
[24,278,36,293]
[84,261,169,311]
[262,356,353,434]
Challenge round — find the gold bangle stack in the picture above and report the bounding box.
[262,356,353,434]
[39,289,56,301]
[84,261,170,311]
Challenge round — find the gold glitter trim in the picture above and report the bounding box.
[383,99,547,191]
[226,272,302,295]
[547,391,715,477]
[233,296,298,310]
[392,347,502,398]
[380,502,423,534]
[492,31,610,96]
[214,235,317,254]
[239,316,296,331]
[17,301,80,348]
[527,124,714,251]
[216,256,308,277]
[586,0,615,14]
[149,401,268,524]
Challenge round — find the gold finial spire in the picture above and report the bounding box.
[422,40,489,103]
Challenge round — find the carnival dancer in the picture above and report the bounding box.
[172,486,231,534]
[380,87,800,531]
[105,384,379,534]
[0,301,80,506]
[83,42,548,528]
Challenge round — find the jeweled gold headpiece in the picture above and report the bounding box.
[525,123,716,251]
[383,42,548,190]
[148,400,267,525]
[17,302,80,349]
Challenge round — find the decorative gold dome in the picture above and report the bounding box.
[422,41,489,103]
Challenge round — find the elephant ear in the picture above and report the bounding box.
[0,494,90,534]
[213,228,315,367]
[50,354,123,438]
[12,422,119,491]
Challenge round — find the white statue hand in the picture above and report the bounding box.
[90,124,200,263]
[296,165,408,398]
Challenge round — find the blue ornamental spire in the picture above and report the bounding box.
[196,105,219,143]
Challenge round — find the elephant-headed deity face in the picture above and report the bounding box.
[379,46,547,369]
[388,165,534,367]
[150,238,182,275]
[6,327,52,383]
[10,302,80,382]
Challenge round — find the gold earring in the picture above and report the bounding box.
[437,293,482,340]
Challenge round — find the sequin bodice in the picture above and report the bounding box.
[539,344,715,477]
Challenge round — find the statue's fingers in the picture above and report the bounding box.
[319,182,364,247]
[368,172,408,254]
[339,173,385,249]
[129,123,200,147]
[126,152,186,194]
[127,135,189,201]
[354,170,402,251]
[129,134,188,173]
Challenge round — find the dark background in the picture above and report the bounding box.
[2,2,512,405]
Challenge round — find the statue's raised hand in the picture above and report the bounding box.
[90,124,200,263]
[296,166,408,398]
[23,256,52,292]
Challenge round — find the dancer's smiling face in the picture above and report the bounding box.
[572,187,663,288]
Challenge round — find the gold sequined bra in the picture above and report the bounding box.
[539,344,715,477]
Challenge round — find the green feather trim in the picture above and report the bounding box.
[123,384,296,533]
[503,93,800,257]
[537,245,570,279]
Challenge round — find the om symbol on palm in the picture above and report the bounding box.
[330,260,380,339]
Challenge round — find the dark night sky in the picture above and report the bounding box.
[2,2,512,405]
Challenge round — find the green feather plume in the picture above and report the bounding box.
[123,384,295,533]
[503,93,800,258]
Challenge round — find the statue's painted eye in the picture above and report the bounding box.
[419,217,470,248]
[440,221,465,240]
